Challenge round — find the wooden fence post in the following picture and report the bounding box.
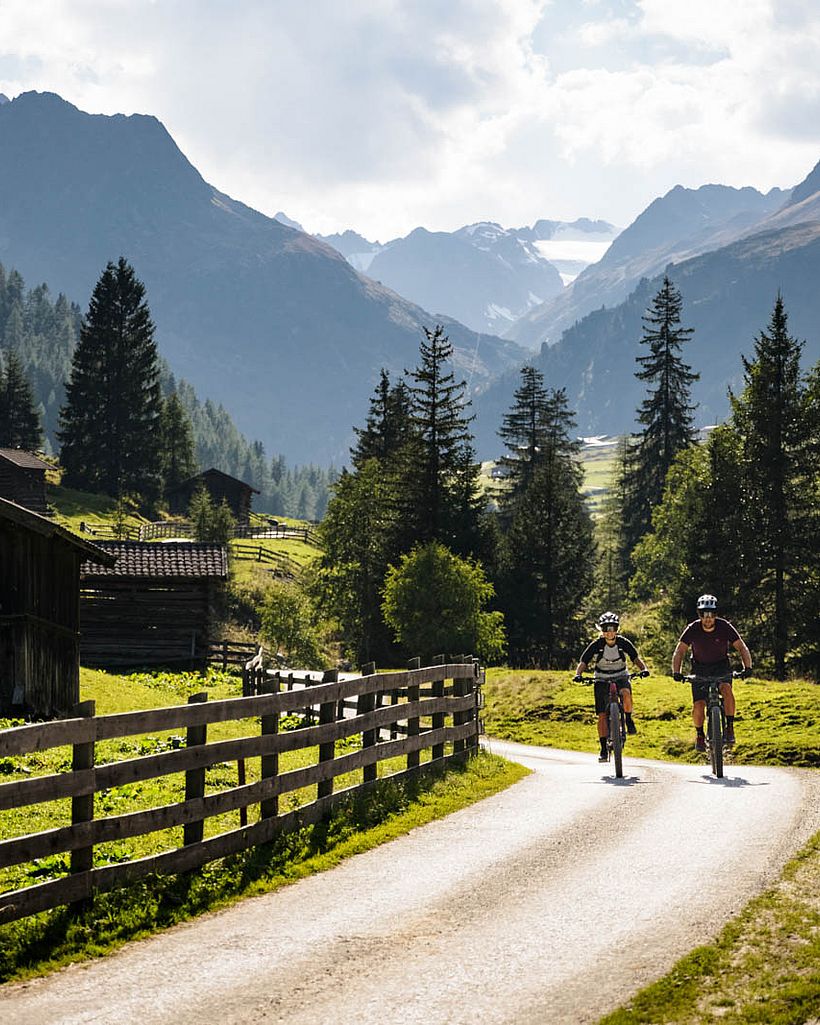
[452,656,469,757]
[358,661,377,783]
[70,700,96,912]
[183,692,208,845]
[470,659,482,753]
[431,654,446,761]
[318,669,338,800]
[259,674,279,820]
[406,657,421,770]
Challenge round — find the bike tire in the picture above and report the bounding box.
[709,703,724,778]
[610,702,623,778]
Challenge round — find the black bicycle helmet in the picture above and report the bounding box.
[597,611,620,630]
[696,594,718,611]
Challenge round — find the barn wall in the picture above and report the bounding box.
[80,578,216,668]
[0,522,80,717]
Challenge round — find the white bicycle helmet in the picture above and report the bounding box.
[696,594,718,611]
[597,611,620,630]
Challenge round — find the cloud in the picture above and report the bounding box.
[0,0,817,237]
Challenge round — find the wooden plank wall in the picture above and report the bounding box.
[0,660,482,924]
[79,579,213,668]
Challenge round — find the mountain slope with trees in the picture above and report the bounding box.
[472,172,820,456]
[0,91,525,464]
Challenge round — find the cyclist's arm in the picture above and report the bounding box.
[732,637,752,671]
[671,640,689,675]
[574,659,589,676]
[622,637,647,674]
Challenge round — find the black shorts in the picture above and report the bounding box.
[690,660,731,703]
[594,676,631,714]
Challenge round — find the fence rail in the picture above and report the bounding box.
[79,520,318,544]
[230,543,301,577]
[0,658,482,924]
[206,640,266,671]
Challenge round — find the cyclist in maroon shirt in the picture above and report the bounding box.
[671,594,753,751]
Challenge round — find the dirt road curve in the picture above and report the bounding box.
[3,740,819,1025]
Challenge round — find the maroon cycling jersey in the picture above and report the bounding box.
[679,618,739,665]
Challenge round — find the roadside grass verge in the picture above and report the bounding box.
[599,828,820,1025]
[0,669,528,982]
[483,669,819,768]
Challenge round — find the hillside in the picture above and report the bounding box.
[473,193,820,455]
[507,182,787,350]
[0,91,525,465]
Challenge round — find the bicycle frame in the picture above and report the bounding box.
[685,672,731,778]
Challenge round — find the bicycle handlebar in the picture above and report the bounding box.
[573,670,649,684]
[678,670,745,683]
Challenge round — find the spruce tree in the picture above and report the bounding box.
[350,369,413,469]
[498,370,580,509]
[497,383,593,666]
[397,325,483,556]
[58,258,162,505]
[621,276,699,559]
[159,391,198,494]
[0,350,44,450]
[729,295,811,678]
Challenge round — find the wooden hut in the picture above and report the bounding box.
[0,449,51,516]
[79,542,228,669]
[0,496,115,718]
[165,468,259,525]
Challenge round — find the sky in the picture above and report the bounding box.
[1,0,818,241]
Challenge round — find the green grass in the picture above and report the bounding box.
[0,667,528,980]
[599,829,820,1025]
[483,668,819,767]
[46,483,148,536]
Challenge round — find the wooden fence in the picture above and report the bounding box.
[0,658,482,924]
[206,640,267,671]
[230,543,300,577]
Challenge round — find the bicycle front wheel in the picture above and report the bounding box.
[708,704,724,778]
[610,702,623,778]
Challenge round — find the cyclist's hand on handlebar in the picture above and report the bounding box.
[672,671,684,682]
[735,666,752,679]
[572,674,583,683]
[638,669,650,678]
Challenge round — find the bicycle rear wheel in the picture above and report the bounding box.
[610,702,623,778]
[708,704,724,778]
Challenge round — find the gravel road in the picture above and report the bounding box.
[3,739,818,1025]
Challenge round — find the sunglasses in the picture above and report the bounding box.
[699,610,716,617]
[601,626,618,632]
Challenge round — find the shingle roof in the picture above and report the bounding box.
[80,541,228,579]
[0,448,51,470]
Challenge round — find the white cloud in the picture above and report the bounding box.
[0,0,817,238]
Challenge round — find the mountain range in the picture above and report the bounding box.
[0,91,524,464]
[2,89,818,468]
[310,218,618,337]
[471,166,820,457]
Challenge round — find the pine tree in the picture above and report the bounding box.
[159,391,198,494]
[0,350,44,450]
[729,295,811,679]
[497,387,593,667]
[621,276,699,559]
[58,258,162,505]
[396,325,483,556]
[351,369,414,469]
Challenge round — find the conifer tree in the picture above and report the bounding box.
[498,370,580,510]
[621,276,699,559]
[396,325,483,556]
[729,295,811,678]
[58,258,162,505]
[159,391,198,494]
[497,386,593,666]
[350,369,413,469]
[0,350,44,450]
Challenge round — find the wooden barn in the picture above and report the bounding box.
[0,448,51,516]
[0,496,115,718]
[79,542,228,669]
[166,468,259,525]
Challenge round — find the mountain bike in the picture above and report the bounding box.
[577,671,648,778]
[682,670,743,778]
